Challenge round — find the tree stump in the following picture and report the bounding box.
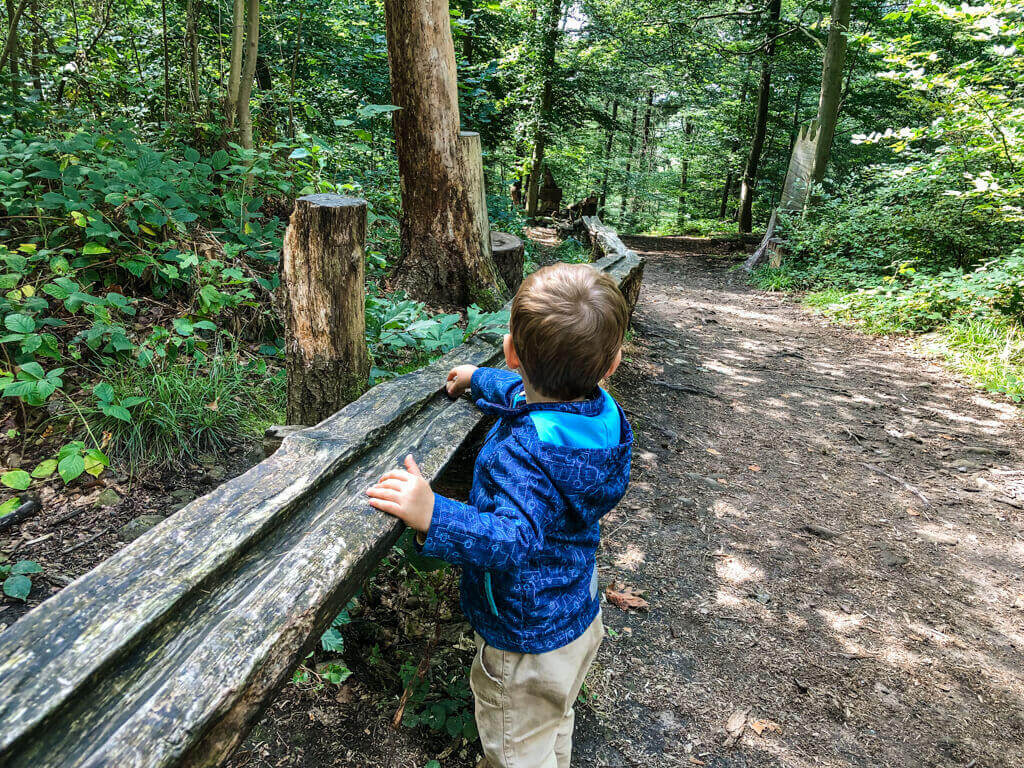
[282,194,370,425]
[490,231,525,294]
[458,131,501,293]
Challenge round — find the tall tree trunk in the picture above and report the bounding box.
[719,70,750,219]
[185,0,200,114]
[225,0,244,133]
[629,88,654,219]
[460,0,474,65]
[737,0,782,234]
[598,99,618,214]
[618,102,638,225]
[525,0,560,218]
[809,0,852,184]
[382,0,505,307]
[677,117,694,228]
[236,0,259,149]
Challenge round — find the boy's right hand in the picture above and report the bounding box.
[445,364,477,399]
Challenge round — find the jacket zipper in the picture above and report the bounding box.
[483,572,499,617]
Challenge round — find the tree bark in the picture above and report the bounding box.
[718,170,733,219]
[737,0,782,234]
[458,130,494,282]
[809,0,852,184]
[525,0,560,219]
[283,195,370,425]
[382,0,505,307]
[236,0,260,149]
[598,99,618,215]
[160,0,170,121]
[225,0,244,132]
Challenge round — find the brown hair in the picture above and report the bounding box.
[510,263,629,400]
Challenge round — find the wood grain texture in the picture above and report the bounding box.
[0,249,643,768]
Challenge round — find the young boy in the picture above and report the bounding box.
[366,263,633,768]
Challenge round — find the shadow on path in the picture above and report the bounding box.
[575,241,1024,768]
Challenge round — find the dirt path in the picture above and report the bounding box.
[574,238,1024,767]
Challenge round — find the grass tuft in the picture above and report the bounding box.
[83,353,285,472]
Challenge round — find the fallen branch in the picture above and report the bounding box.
[61,527,112,554]
[0,499,40,532]
[861,462,930,507]
[391,613,442,729]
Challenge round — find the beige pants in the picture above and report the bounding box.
[471,613,603,768]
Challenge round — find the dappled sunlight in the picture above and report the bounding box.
[715,554,765,585]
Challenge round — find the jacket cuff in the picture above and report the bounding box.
[420,493,464,560]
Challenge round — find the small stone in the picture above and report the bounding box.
[205,466,228,483]
[198,453,218,468]
[95,488,122,508]
[118,515,166,542]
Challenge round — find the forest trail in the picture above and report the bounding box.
[578,238,1024,767]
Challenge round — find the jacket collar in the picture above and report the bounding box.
[475,386,605,420]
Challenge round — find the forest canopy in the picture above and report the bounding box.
[0,0,1022,485]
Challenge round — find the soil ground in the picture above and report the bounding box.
[4,236,1023,767]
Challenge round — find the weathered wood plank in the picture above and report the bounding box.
[0,249,643,768]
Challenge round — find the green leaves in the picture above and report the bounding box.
[1,560,42,601]
[1,470,32,490]
[0,362,64,405]
[4,313,35,333]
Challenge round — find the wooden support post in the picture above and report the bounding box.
[490,231,525,294]
[282,194,370,425]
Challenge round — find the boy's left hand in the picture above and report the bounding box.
[366,454,434,534]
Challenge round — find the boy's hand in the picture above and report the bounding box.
[445,364,477,399]
[366,454,434,533]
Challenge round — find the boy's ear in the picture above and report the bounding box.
[503,333,520,370]
[604,347,622,379]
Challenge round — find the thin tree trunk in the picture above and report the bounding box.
[382,0,505,307]
[598,99,618,214]
[225,0,244,133]
[619,103,638,225]
[185,0,200,114]
[526,0,560,218]
[4,0,23,113]
[788,84,805,156]
[0,0,27,74]
[160,0,169,121]
[629,88,654,219]
[460,0,474,65]
[737,0,782,234]
[29,0,40,95]
[809,0,852,184]
[677,117,694,228]
[287,3,304,139]
[236,0,259,149]
[718,170,733,219]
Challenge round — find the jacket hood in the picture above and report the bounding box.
[476,390,633,526]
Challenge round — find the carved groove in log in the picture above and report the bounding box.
[581,215,645,314]
[0,250,644,768]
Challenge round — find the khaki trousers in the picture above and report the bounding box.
[471,613,604,768]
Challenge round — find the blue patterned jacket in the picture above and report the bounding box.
[420,367,632,653]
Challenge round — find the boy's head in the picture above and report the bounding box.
[506,263,629,400]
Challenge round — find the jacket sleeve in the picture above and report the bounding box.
[470,367,522,408]
[420,451,557,571]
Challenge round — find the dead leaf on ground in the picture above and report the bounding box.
[605,582,649,611]
[707,448,721,456]
[748,464,761,472]
[723,706,750,747]
[750,718,782,736]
